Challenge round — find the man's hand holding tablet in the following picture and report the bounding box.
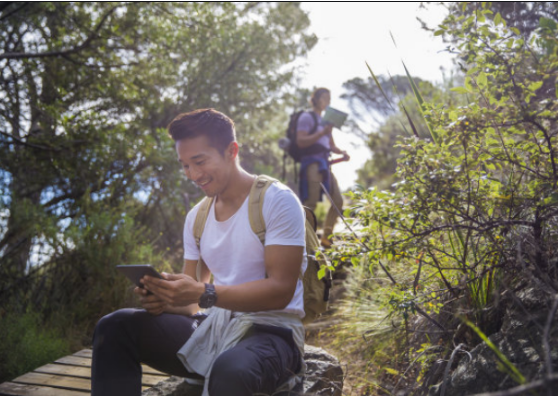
[116,264,164,292]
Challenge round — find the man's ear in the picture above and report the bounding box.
[226,141,239,161]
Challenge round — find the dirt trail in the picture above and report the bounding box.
[304,274,380,396]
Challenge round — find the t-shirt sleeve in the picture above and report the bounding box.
[262,187,306,247]
[296,112,315,133]
[183,205,201,260]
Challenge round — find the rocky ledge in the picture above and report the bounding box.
[142,345,344,396]
[428,286,558,395]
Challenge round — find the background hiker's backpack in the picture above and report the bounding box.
[284,110,318,162]
[193,175,332,324]
[279,111,329,181]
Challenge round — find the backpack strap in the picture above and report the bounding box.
[248,175,277,244]
[299,111,328,157]
[309,111,319,135]
[248,175,306,281]
[193,197,214,281]
[192,177,275,280]
[193,177,306,282]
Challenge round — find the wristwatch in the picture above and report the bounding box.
[198,283,217,309]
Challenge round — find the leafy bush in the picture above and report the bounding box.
[330,3,558,391]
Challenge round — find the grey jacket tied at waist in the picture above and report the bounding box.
[177,306,305,396]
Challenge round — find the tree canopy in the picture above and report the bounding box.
[0,2,316,368]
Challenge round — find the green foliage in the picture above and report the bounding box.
[0,2,316,373]
[0,310,70,383]
[443,2,558,38]
[331,2,558,391]
[338,0,558,320]
[349,75,461,189]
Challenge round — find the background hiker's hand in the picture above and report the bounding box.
[134,286,167,315]
[342,150,351,161]
[142,272,204,307]
[322,124,333,136]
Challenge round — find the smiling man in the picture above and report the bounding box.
[91,109,307,396]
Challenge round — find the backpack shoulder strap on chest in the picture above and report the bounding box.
[193,197,214,247]
[193,196,214,281]
[249,176,310,282]
[309,111,319,134]
[248,175,277,244]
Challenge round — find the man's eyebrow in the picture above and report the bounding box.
[177,154,206,163]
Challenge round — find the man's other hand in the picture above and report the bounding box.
[133,286,167,316]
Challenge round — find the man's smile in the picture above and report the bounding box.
[197,179,212,189]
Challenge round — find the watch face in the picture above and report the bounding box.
[205,293,217,307]
[199,284,217,308]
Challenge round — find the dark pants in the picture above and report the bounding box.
[91,308,301,396]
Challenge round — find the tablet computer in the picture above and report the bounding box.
[322,106,348,129]
[116,264,163,291]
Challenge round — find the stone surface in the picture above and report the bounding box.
[142,345,343,396]
[428,286,558,396]
[294,345,344,396]
[142,376,202,396]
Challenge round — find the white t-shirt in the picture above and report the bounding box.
[183,181,307,318]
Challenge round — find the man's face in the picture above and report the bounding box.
[176,135,236,197]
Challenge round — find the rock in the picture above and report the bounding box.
[142,376,202,396]
[294,345,344,396]
[142,345,343,396]
[428,287,558,396]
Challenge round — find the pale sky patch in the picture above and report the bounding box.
[298,2,455,191]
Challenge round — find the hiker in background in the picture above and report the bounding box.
[91,109,306,396]
[296,88,350,247]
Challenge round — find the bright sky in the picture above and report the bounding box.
[299,2,455,191]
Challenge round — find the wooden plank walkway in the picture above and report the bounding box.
[0,349,170,396]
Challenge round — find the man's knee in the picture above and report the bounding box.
[94,309,139,346]
[96,309,130,333]
[208,348,264,395]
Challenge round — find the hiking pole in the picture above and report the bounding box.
[320,182,355,239]
[320,182,397,285]
[328,153,350,166]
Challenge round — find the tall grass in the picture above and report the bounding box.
[0,310,71,382]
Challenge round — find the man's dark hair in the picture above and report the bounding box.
[167,108,236,155]
[310,87,330,107]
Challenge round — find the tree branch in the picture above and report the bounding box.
[414,303,447,331]
[526,117,558,186]
[0,2,30,22]
[543,295,558,384]
[0,5,121,60]
[0,130,61,151]
[441,344,467,396]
